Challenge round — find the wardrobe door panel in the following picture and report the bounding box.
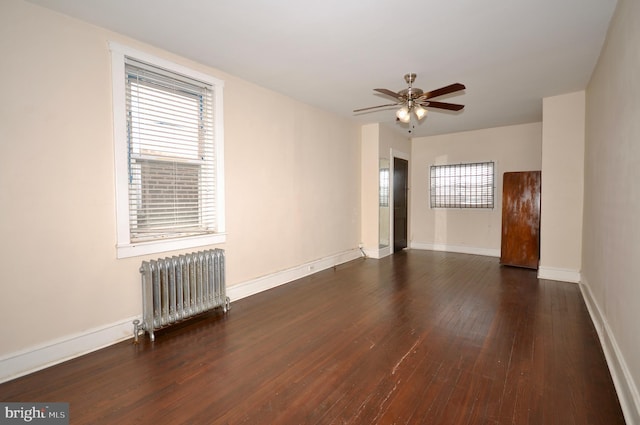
[500,171,541,269]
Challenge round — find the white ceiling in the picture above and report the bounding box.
[27,0,617,137]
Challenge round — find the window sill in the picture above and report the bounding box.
[116,233,227,259]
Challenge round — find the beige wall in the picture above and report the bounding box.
[539,92,585,281]
[360,124,380,251]
[0,1,360,368]
[583,0,640,421]
[410,123,542,255]
[379,124,412,161]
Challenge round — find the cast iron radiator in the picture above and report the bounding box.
[133,249,230,342]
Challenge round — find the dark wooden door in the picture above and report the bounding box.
[393,157,408,252]
[500,171,541,269]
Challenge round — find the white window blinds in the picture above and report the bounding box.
[125,58,216,242]
[430,162,494,208]
[379,168,390,207]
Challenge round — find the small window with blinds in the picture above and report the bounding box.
[110,42,225,258]
[430,162,494,208]
[379,168,390,207]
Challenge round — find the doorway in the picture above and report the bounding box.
[393,157,409,252]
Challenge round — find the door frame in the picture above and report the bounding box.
[389,149,410,255]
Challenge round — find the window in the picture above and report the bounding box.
[110,42,225,258]
[379,167,389,207]
[430,162,494,208]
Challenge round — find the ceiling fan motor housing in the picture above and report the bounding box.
[401,73,423,108]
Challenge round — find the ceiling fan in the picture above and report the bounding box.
[354,73,466,123]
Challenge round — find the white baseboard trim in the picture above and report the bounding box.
[362,246,392,259]
[227,248,362,301]
[580,278,640,425]
[537,266,581,283]
[410,242,500,258]
[0,317,138,384]
[0,248,362,384]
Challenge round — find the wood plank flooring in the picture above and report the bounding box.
[0,250,626,424]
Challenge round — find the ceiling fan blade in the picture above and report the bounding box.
[420,101,465,111]
[421,83,466,100]
[374,88,403,99]
[353,103,401,113]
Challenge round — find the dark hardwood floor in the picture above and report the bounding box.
[0,250,625,424]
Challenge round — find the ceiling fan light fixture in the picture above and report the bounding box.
[396,106,410,122]
[414,105,427,120]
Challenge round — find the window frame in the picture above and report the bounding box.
[110,42,226,258]
[429,161,495,209]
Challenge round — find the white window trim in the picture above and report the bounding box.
[109,41,226,258]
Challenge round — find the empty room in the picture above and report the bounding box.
[1,0,639,424]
